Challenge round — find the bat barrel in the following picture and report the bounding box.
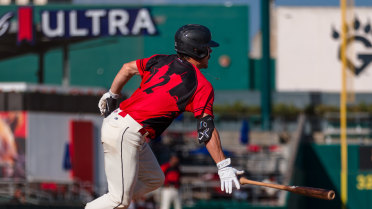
[239,177,336,200]
[287,186,335,200]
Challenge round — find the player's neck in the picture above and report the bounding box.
[187,58,202,69]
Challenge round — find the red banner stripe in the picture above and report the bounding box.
[69,120,94,183]
[18,7,33,43]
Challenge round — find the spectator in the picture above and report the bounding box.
[10,183,25,204]
[261,174,279,204]
[160,154,181,209]
[0,118,18,178]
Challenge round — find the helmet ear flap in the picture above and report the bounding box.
[193,47,208,59]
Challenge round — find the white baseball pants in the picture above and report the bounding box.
[160,187,182,209]
[85,110,165,209]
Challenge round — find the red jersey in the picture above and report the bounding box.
[119,54,214,139]
[161,162,180,188]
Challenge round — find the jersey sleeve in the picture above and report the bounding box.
[136,56,152,77]
[136,54,162,77]
[186,83,214,118]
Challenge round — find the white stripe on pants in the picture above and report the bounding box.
[85,111,165,209]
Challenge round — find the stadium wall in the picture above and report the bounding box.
[0,5,251,90]
[289,143,372,209]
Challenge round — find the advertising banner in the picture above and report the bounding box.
[0,7,157,44]
[0,111,26,178]
[26,112,103,183]
[277,7,372,92]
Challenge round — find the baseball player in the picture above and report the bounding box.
[86,24,244,209]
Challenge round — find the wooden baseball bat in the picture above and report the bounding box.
[239,177,335,200]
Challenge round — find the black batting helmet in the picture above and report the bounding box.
[175,24,219,60]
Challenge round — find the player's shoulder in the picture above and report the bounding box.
[145,54,175,65]
[147,54,173,61]
[195,72,214,93]
[195,69,212,85]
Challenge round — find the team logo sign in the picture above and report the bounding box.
[332,17,372,76]
[0,6,157,44]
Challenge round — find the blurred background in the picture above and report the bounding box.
[0,0,372,209]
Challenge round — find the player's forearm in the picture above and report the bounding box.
[110,61,139,94]
[205,128,226,164]
[110,71,133,95]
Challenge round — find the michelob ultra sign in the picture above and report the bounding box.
[0,6,157,44]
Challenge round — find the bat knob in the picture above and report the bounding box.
[328,190,336,200]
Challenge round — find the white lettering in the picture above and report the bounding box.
[69,11,88,37]
[0,12,13,37]
[40,8,157,38]
[108,9,129,35]
[42,11,64,37]
[85,10,106,36]
[132,8,156,35]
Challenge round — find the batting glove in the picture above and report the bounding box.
[98,90,120,116]
[217,158,244,194]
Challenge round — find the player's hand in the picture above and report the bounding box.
[217,158,244,194]
[98,90,120,116]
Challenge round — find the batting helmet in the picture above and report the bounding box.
[175,24,219,59]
